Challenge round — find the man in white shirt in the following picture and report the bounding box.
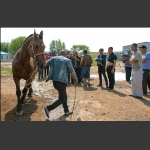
[129,43,143,98]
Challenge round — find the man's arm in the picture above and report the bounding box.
[112,60,116,70]
[80,57,83,67]
[46,58,52,66]
[90,56,93,65]
[142,53,150,63]
[111,56,117,73]
[142,57,147,63]
[130,58,137,63]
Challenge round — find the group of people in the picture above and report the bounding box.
[42,44,150,119]
[123,44,150,97]
[67,50,93,86]
[38,53,54,79]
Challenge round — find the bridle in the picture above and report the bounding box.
[25,37,45,89]
[29,38,45,64]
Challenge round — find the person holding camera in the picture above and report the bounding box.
[95,48,108,87]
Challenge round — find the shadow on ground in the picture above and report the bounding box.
[5,98,38,121]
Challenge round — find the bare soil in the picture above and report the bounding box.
[1,62,150,121]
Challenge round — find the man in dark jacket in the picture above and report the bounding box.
[71,51,82,84]
[95,48,108,87]
[67,51,73,83]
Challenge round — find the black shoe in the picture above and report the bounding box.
[109,88,113,91]
[64,111,73,116]
[99,84,102,87]
[107,87,110,90]
[44,107,50,118]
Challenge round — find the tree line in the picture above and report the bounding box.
[1,36,90,55]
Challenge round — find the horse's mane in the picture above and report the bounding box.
[23,33,43,44]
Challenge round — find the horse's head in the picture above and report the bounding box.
[28,30,46,71]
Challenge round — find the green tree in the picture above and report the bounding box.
[9,36,26,55]
[0,42,10,53]
[62,42,66,50]
[71,45,90,53]
[49,40,56,52]
[49,39,66,52]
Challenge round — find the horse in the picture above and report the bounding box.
[12,30,46,115]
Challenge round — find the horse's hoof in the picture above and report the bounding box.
[16,111,24,116]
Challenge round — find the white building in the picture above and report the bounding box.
[122,42,150,54]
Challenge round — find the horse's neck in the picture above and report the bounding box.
[19,38,33,65]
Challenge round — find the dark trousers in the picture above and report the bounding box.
[68,71,71,83]
[38,70,43,79]
[98,66,108,86]
[47,81,69,113]
[44,66,49,77]
[125,67,132,81]
[72,68,82,83]
[142,69,150,94]
[148,74,150,90]
[107,66,115,89]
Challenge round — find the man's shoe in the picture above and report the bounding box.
[128,94,134,97]
[64,111,73,116]
[44,107,50,118]
[109,88,113,92]
[135,96,143,99]
[99,84,102,87]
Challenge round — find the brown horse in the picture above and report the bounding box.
[12,30,46,115]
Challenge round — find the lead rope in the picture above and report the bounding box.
[69,83,76,121]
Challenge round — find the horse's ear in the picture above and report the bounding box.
[33,29,37,39]
[39,30,43,38]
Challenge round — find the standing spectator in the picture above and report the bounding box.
[95,48,108,87]
[44,53,50,78]
[148,72,150,94]
[71,51,82,84]
[123,49,132,82]
[44,50,77,118]
[67,51,73,83]
[80,50,93,86]
[139,45,150,95]
[129,43,143,98]
[38,69,44,80]
[105,47,117,91]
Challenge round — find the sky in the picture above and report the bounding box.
[1,27,150,52]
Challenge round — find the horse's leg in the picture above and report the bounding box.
[28,85,33,97]
[20,87,28,104]
[13,75,23,115]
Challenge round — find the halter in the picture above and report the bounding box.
[30,39,44,63]
[25,37,44,89]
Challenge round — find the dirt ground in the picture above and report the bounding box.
[1,62,150,121]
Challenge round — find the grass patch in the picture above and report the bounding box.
[1,67,12,74]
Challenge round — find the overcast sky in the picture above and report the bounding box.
[1,28,150,52]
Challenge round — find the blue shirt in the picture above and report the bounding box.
[142,52,150,70]
[95,54,107,67]
[46,56,77,85]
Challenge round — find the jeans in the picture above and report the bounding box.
[47,81,69,113]
[81,66,90,78]
[142,69,150,94]
[98,67,108,86]
[125,67,132,81]
[107,66,115,89]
